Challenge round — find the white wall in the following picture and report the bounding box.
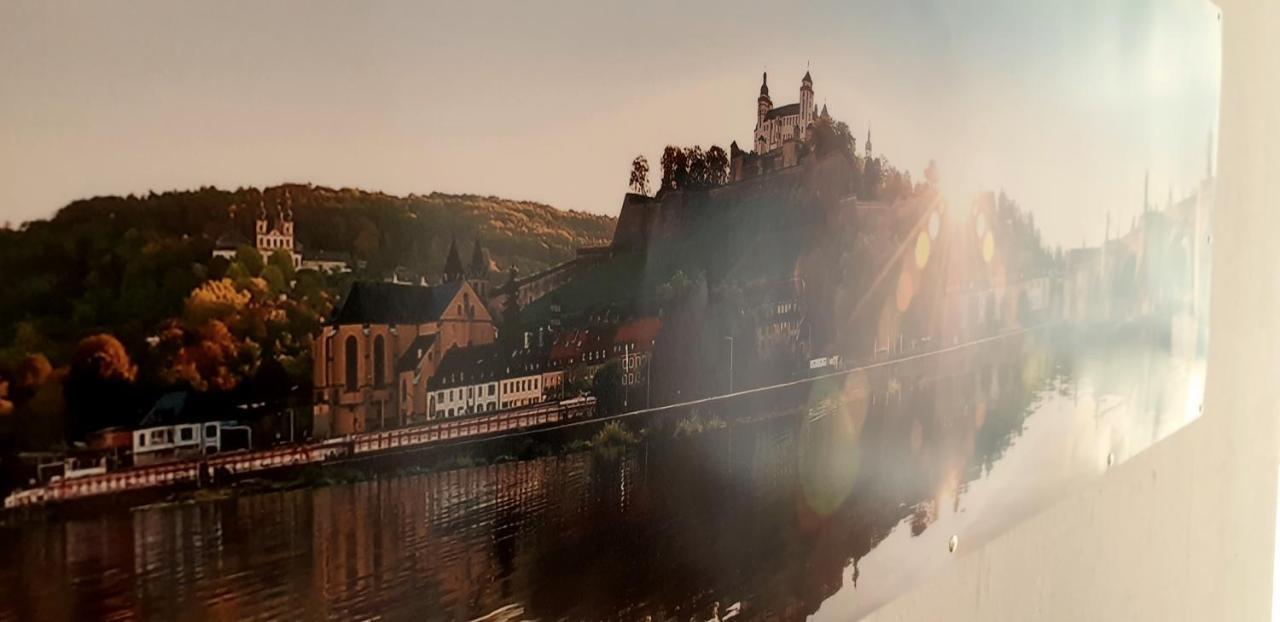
[866,2,1279,619]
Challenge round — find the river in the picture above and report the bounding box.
[0,328,1203,621]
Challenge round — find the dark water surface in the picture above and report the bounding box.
[0,331,1202,621]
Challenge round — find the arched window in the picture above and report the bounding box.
[373,335,386,386]
[344,336,359,391]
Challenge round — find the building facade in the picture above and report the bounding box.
[312,279,496,437]
[754,70,816,155]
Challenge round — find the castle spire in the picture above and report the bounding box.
[759,71,770,97]
[865,126,873,157]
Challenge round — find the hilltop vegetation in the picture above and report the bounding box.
[0,185,613,448]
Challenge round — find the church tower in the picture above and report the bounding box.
[442,234,465,283]
[467,237,491,299]
[254,197,268,243]
[280,189,294,244]
[800,70,814,128]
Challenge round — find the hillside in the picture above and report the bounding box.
[0,184,615,364]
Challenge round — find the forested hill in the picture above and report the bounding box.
[0,184,615,364]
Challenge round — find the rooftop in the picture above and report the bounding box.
[329,280,465,326]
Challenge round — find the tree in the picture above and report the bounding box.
[13,369,67,450]
[235,245,265,277]
[591,360,624,415]
[629,155,651,195]
[705,145,729,186]
[70,334,135,383]
[673,148,690,189]
[660,146,680,191]
[686,146,708,188]
[924,160,940,188]
[65,333,138,438]
[262,265,287,294]
[268,249,296,282]
[10,353,52,404]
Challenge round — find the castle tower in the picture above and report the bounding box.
[757,71,772,125]
[865,127,873,158]
[800,70,814,128]
[755,72,773,154]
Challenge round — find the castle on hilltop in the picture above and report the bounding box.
[729,69,835,183]
[753,70,828,155]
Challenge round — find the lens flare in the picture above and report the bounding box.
[915,231,932,269]
[896,267,915,312]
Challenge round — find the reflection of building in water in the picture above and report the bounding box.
[1062,159,1215,334]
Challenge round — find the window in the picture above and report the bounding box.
[373,335,386,386]
[205,425,218,438]
[489,384,495,397]
[180,427,194,442]
[345,335,359,391]
[137,433,146,447]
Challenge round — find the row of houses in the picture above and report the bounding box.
[311,271,662,438]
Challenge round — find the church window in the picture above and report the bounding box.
[344,336,358,391]
[373,336,386,385]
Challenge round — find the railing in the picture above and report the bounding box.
[4,397,596,509]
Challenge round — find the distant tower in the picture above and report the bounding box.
[865,127,873,158]
[467,237,490,298]
[1143,170,1150,214]
[280,189,294,242]
[800,70,814,128]
[442,234,465,283]
[254,196,268,241]
[1206,129,1214,179]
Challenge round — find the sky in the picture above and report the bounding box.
[0,0,1220,247]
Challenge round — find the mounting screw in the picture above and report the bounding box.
[948,534,959,554]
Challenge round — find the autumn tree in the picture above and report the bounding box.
[10,354,52,404]
[13,369,68,450]
[64,333,138,439]
[629,155,651,195]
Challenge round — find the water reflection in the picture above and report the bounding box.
[0,329,1201,621]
